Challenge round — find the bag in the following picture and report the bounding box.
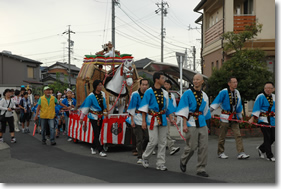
[0,114,5,121]
[0,99,11,121]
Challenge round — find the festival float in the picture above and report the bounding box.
[69,42,140,150]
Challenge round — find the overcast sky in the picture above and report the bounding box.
[0,0,203,70]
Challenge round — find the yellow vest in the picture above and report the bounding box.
[40,95,56,119]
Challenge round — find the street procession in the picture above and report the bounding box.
[0,0,276,184]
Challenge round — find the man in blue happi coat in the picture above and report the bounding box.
[176,74,211,177]
[126,79,149,164]
[249,82,275,162]
[79,80,108,157]
[210,76,250,160]
[138,72,174,171]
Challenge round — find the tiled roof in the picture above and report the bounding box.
[0,52,42,64]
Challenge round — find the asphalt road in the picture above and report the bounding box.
[0,123,276,184]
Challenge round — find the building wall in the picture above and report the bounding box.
[255,0,275,40]
[0,55,41,85]
[202,48,223,77]
[48,68,68,75]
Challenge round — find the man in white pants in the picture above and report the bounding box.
[138,72,174,171]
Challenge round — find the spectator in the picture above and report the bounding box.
[19,92,31,133]
[32,94,41,134]
[34,86,68,145]
[0,89,17,143]
[10,89,15,98]
[12,90,21,132]
[62,89,77,142]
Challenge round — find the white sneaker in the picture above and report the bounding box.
[256,146,265,159]
[170,147,180,155]
[22,129,25,133]
[267,157,275,162]
[90,148,97,155]
[156,164,168,171]
[137,159,143,164]
[67,138,72,142]
[99,151,107,157]
[142,159,149,168]
[15,127,20,132]
[11,138,16,143]
[152,151,156,155]
[0,138,4,143]
[218,153,228,159]
[237,152,250,159]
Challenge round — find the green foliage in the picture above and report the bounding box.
[139,73,153,87]
[48,72,69,95]
[206,22,274,103]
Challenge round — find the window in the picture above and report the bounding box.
[216,60,219,69]
[244,0,254,14]
[27,67,34,78]
[211,62,214,73]
[216,12,219,23]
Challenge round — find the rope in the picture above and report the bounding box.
[212,116,275,128]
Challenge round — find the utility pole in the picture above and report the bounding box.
[192,46,196,71]
[155,0,169,62]
[63,25,75,89]
[112,0,120,47]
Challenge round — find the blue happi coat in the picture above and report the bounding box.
[251,93,275,126]
[138,87,172,127]
[168,92,177,113]
[210,88,243,123]
[126,90,144,125]
[79,91,107,120]
[176,89,211,127]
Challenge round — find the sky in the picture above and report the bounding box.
[0,0,203,71]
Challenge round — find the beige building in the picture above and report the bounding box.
[194,0,275,78]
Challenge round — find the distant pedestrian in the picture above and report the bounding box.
[31,94,41,134]
[62,89,77,142]
[0,89,17,143]
[19,92,31,133]
[210,76,250,159]
[34,86,68,145]
[12,90,21,132]
[249,82,275,162]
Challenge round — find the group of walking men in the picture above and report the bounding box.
[76,71,275,177]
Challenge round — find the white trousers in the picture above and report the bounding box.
[142,125,167,166]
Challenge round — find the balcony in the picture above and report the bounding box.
[233,15,256,33]
[205,19,223,46]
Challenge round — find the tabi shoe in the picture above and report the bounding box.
[142,159,149,168]
[197,171,209,177]
[137,159,143,164]
[99,151,107,157]
[170,147,180,155]
[11,138,17,143]
[237,152,250,159]
[180,160,186,172]
[267,157,275,162]
[256,146,265,159]
[91,148,97,155]
[156,164,168,171]
[218,153,228,159]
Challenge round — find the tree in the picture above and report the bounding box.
[206,22,274,113]
[48,72,69,95]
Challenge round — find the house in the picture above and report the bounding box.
[194,0,275,78]
[0,51,43,94]
[41,62,80,88]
